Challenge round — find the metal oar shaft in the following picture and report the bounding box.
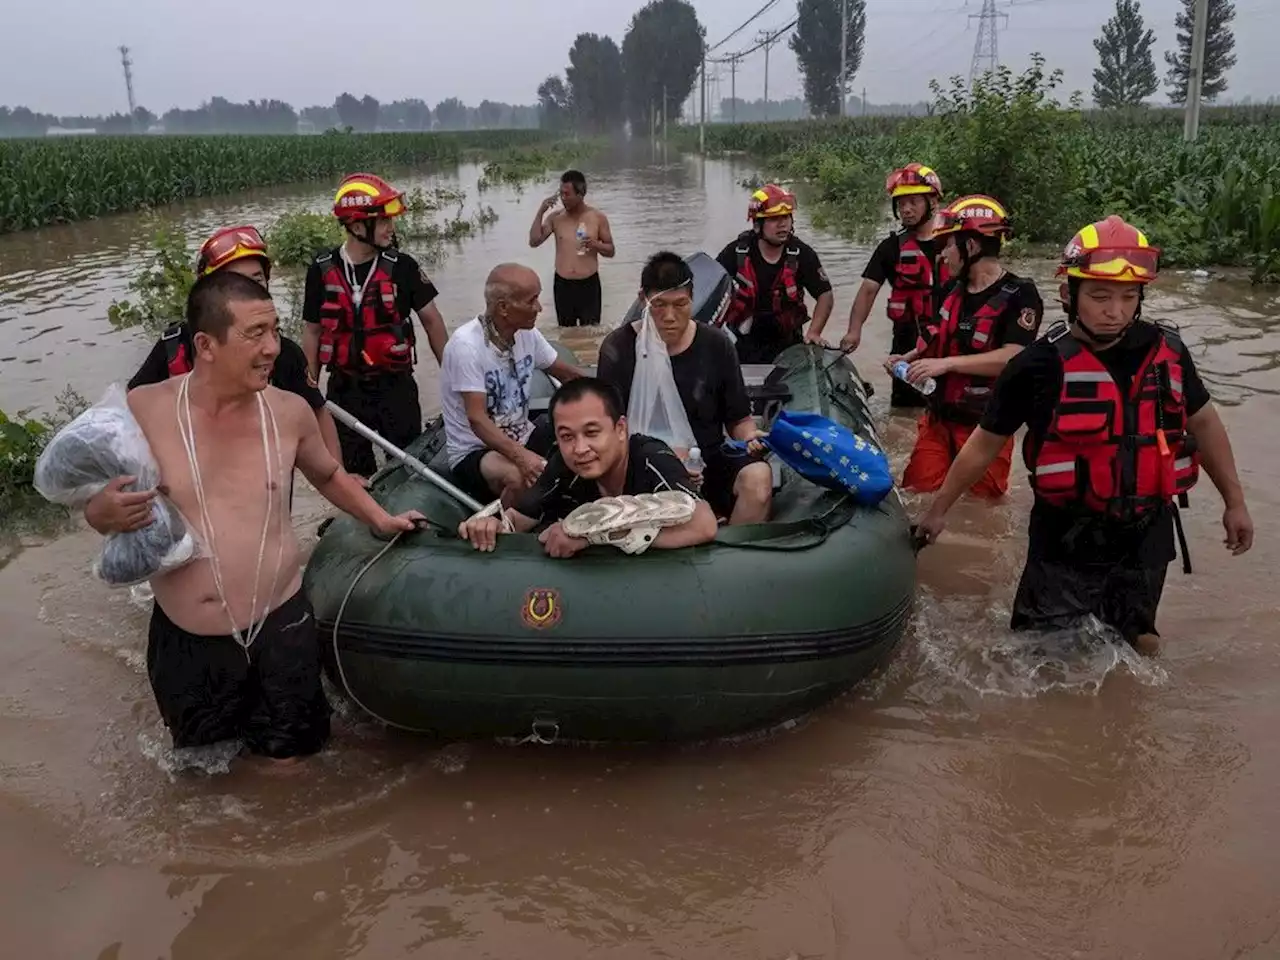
[325,401,485,513]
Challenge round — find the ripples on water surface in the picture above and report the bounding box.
[2,143,1279,959]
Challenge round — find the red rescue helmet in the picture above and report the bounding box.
[885,163,942,201]
[933,194,1013,241]
[333,173,406,222]
[747,183,796,221]
[1058,215,1159,285]
[196,225,271,280]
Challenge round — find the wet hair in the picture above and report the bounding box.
[549,377,625,426]
[186,268,273,342]
[561,169,587,195]
[639,251,694,295]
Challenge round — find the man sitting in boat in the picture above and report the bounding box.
[596,251,773,525]
[440,263,585,506]
[457,377,718,556]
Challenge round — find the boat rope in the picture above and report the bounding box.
[330,529,436,735]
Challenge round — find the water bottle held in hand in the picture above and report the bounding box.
[892,360,937,396]
[684,446,705,474]
[575,223,588,255]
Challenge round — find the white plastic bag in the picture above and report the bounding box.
[33,383,204,587]
[627,305,697,459]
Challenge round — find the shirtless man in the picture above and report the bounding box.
[528,169,615,327]
[83,270,424,761]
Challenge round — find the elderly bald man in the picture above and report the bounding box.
[440,263,586,504]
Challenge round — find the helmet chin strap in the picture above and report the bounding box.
[1068,282,1142,345]
[755,220,786,247]
[347,219,394,252]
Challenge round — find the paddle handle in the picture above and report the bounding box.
[325,401,486,514]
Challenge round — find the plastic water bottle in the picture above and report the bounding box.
[684,446,705,474]
[892,360,937,396]
[575,223,588,255]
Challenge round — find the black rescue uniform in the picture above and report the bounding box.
[514,434,701,526]
[979,319,1211,643]
[303,247,438,476]
[862,231,941,408]
[715,234,833,365]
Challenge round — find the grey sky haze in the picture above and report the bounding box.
[3,0,1275,117]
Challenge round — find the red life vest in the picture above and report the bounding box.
[162,323,193,377]
[721,232,809,335]
[315,249,415,373]
[1025,321,1200,518]
[922,279,1021,423]
[886,230,946,328]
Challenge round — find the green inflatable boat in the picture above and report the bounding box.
[303,339,918,744]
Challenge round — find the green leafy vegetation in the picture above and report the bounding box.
[0,387,90,536]
[684,62,1280,282]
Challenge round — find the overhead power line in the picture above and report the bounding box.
[706,0,782,54]
[711,16,799,64]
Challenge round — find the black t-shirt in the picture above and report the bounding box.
[127,328,325,409]
[981,320,1212,566]
[513,434,700,525]
[934,272,1044,352]
[302,247,438,327]
[596,322,752,456]
[715,234,832,360]
[862,231,940,286]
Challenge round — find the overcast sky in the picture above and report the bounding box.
[3,0,1275,117]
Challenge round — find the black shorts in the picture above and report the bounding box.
[1010,555,1169,645]
[146,590,332,759]
[702,447,757,519]
[451,416,555,504]
[553,273,603,327]
[326,369,422,477]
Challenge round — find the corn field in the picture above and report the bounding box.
[0,130,556,234]
[684,99,1280,281]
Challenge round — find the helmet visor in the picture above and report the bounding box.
[198,226,268,275]
[1064,246,1159,282]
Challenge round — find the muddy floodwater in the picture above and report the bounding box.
[2,143,1279,959]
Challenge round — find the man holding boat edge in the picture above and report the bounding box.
[457,377,717,556]
[914,215,1253,655]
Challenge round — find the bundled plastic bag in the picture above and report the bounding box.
[627,304,697,459]
[33,383,203,587]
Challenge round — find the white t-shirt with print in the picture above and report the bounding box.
[441,316,559,467]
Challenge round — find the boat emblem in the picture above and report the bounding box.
[521,588,562,629]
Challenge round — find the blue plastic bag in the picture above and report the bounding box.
[728,410,894,506]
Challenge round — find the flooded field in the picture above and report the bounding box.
[2,143,1278,959]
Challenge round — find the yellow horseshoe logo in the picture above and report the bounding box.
[521,588,562,629]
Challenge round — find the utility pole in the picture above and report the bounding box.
[862,86,867,116]
[662,84,667,139]
[118,45,137,130]
[1183,0,1211,142]
[729,54,739,124]
[700,55,706,151]
[968,0,1008,89]
[839,0,848,117]
[758,28,780,122]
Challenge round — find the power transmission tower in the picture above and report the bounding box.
[119,45,137,130]
[967,0,1007,88]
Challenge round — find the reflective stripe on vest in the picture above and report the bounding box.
[886,231,944,328]
[315,250,415,373]
[722,232,809,334]
[924,280,1020,422]
[1024,321,1201,517]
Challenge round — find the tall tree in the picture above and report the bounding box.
[566,33,626,133]
[790,0,866,118]
[621,0,705,130]
[1164,0,1236,104]
[477,99,505,128]
[1092,0,1159,107]
[434,98,468,130]
[536,76,572,132]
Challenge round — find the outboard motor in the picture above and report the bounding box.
[620,252,734,327]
